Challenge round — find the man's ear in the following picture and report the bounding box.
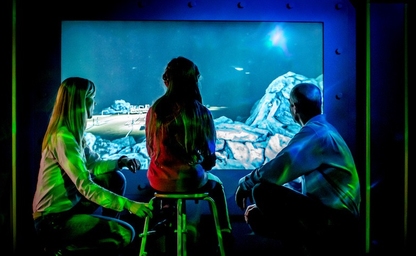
[292,103,298,115]
[291,104,303,125]
[294,102,304,115]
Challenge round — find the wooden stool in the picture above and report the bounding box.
[139,192,225,256]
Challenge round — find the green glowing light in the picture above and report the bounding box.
[12,0,17,252]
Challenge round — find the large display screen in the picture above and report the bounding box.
[62,20,323,170]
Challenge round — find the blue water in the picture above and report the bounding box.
[62,20,322,121]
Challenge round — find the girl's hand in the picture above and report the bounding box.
[118,156,141,173]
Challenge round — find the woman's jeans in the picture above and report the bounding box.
[34,171,135,253]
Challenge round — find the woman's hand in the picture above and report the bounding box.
[125,200,153,218]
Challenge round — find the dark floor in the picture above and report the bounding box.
[121,213,286,256]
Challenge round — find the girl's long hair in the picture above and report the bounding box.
[42,77,96,151]
[161,56,202,103]
[147,57,215,161]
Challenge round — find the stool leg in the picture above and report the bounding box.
[204,197,225,256]
[182,200,187,256]
[176,198,187,256]
[139,197,156,256]
[139,215,150,256]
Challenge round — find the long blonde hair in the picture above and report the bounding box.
[42,77,96,150]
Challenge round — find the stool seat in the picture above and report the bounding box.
[139,192,225,256]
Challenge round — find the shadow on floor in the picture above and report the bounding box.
[121,213,286,256]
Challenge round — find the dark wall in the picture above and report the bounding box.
[1,0,12,253]
[369,3,409,255]
[7,0,410,255]
[353,0,410,255]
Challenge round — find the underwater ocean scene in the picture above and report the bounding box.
[62,21,323,170]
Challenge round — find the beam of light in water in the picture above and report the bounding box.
[267,25,291,57]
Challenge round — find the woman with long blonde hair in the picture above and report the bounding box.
[33,77,153,255]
